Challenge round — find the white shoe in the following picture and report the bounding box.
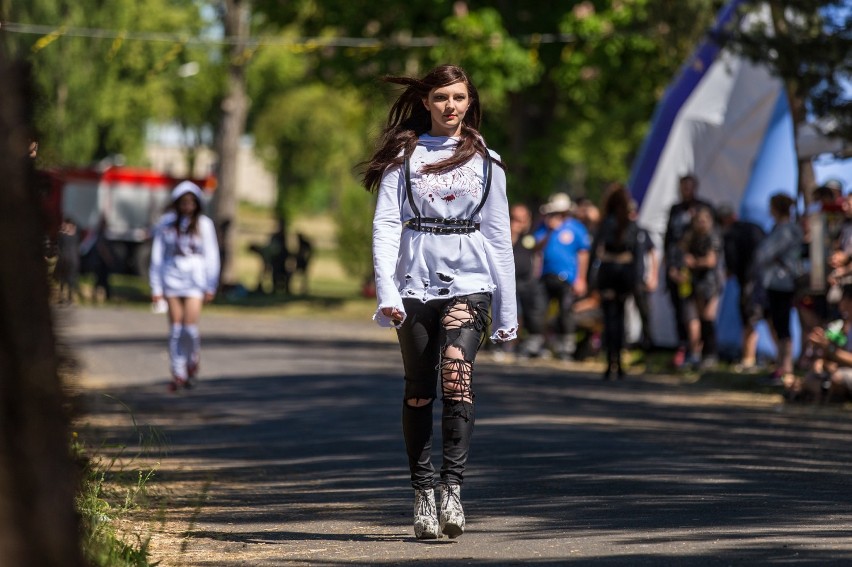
[438,483,465,538]
[413,488,440,539]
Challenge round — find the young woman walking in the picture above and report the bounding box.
[362,64,517,539]
[149,181,220,391]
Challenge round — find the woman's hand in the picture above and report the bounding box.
[382,306,404,325]
[807,327,829,350]
[152,294,163,303]
[828,270,839,286]
[203,292,215,304]
[494,329,514,343]
[645,272,658,293]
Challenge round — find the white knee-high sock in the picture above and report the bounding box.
[169,323,186,379]
[184,324,201,367]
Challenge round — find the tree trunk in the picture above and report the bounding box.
[212,0,252,286]
[0,53,84,567]
[769,3,816,206]
[784,87,817,206]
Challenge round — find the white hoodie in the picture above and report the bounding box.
[149,212,220,298]
[371,134,518,342]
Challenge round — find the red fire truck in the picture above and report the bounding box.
[41,166,215,276]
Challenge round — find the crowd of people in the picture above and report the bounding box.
[501,173,851,393]
[504,184,656,378]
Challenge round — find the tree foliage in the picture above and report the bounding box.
[14,0,845,276]
[249,1,717,203]
[724,0,851,139]
[252,82,372,217]
[6,0,732,200]
[4,0,218,167]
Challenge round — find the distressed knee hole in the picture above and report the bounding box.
[405,397,433,408]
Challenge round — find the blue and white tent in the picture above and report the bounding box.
[629,0,852,354]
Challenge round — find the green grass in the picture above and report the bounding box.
[73,429,162,567]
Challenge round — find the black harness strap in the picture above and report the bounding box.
[470,154,492,219]
[403,156,422,231]
[403,151,493,234]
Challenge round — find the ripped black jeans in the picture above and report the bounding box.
[397,293,491,490]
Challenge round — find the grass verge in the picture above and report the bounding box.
[72,396,167,567]
[75,439,158,566]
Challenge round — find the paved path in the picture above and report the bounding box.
[61,305,852,566]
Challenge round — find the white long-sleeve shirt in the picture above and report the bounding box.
[149,212,220,298]
[372,134,518,342]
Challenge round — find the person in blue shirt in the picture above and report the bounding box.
[531,192,591,360]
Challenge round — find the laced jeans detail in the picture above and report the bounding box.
[440,357,473,402]
[438,296,490,405]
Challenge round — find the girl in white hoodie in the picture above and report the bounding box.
[149,181,220,391]
[362,64,517,540]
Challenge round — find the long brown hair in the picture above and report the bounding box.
[168,193,202,235]
[361,64,502,193]
[601,182,631,242]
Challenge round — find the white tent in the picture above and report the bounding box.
[629,0,852,352]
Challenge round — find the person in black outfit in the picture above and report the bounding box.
[294,232,313,295]
[681,207,722,369]
[55,217,82,304]
[509,203,544,358]
[81,216,114,302]
[717,204,765,369]
[664,174,714,368]
[594,183,641,379]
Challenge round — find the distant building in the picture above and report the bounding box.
[145,124,276,208]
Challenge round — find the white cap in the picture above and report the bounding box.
[539,192,574,215]
[170,180,203,203]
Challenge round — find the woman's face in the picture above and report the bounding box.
[510,205,531,234]
[694,209,712,234]
[177,193,198,216]
[423,82,470,137]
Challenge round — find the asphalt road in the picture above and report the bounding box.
[61,305,852,566]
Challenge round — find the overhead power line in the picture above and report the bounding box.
[0,21,577,49]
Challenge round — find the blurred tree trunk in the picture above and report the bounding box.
[212,0,252,286]
[0,52,84,566]
[769,4,817,206]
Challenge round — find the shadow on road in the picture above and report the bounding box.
[69,316,852,565]
[476,368,852,534]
